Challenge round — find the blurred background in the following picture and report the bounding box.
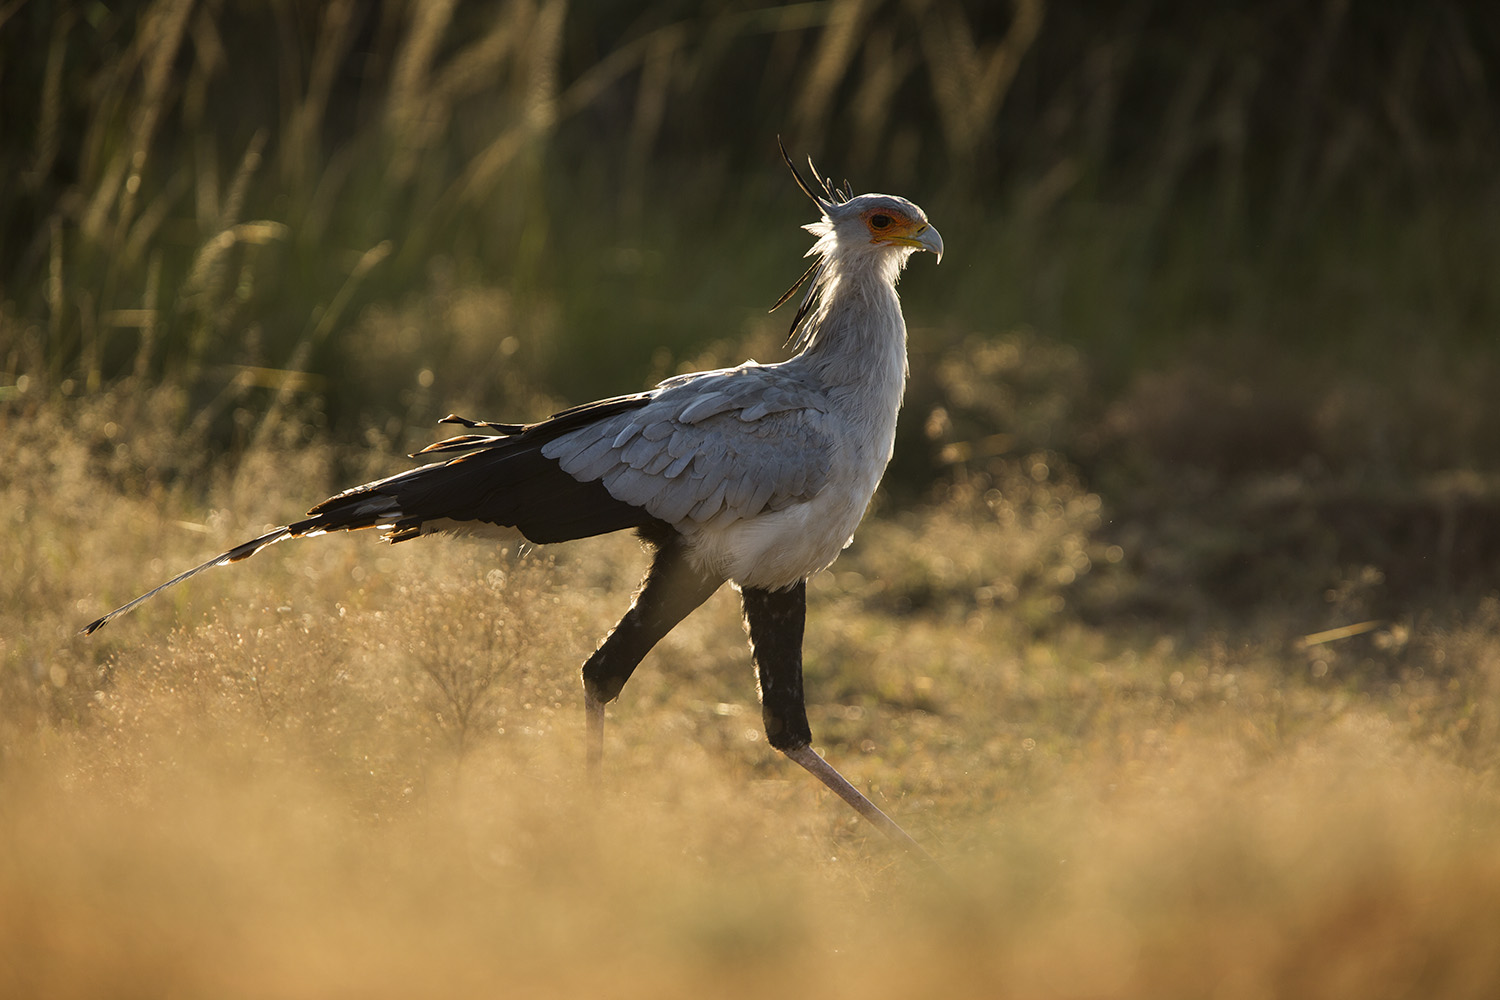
[5,0,1499,622]
[2,0,1497,600]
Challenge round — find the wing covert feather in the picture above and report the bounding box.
[541,363,833,526]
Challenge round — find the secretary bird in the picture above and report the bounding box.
[83,142,944,866]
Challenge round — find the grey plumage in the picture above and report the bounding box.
[80,142,945,869]
[83,157,943,617]
[539,363,834,532]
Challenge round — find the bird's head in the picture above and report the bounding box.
[779,139,944,265]
[772,138,942,349]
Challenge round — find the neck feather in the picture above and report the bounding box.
[788,230,911,355]
[792,239,911,394]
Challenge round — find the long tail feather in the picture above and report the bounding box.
[82,395,665,635]
[80,527,294,635]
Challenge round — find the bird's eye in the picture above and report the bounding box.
[870,214,892,229]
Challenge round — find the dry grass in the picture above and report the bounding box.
[5,6,1500,994]
[5,385,1500,999]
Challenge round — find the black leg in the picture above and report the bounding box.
[740,581,813,751]
[582,536,722,776]
[741,581,942,872]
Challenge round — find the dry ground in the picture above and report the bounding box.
[4,388,1500,1000]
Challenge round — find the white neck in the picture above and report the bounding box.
[796,243,911,400]
[784,242,913,488]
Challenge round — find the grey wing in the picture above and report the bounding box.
[541,365,833,528]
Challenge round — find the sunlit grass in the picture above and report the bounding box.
[6,3,1500,994]
[5,385,1500,998]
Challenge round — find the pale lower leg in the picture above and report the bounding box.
[784,744,943,873]
[742,583,941,873]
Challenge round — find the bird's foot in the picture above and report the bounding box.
[784,744,944,875]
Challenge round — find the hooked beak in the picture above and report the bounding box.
[887,223,944,263]
[917,223,944,264]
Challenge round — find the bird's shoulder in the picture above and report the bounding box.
[652,360,828,420]
[557,360,832,451]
